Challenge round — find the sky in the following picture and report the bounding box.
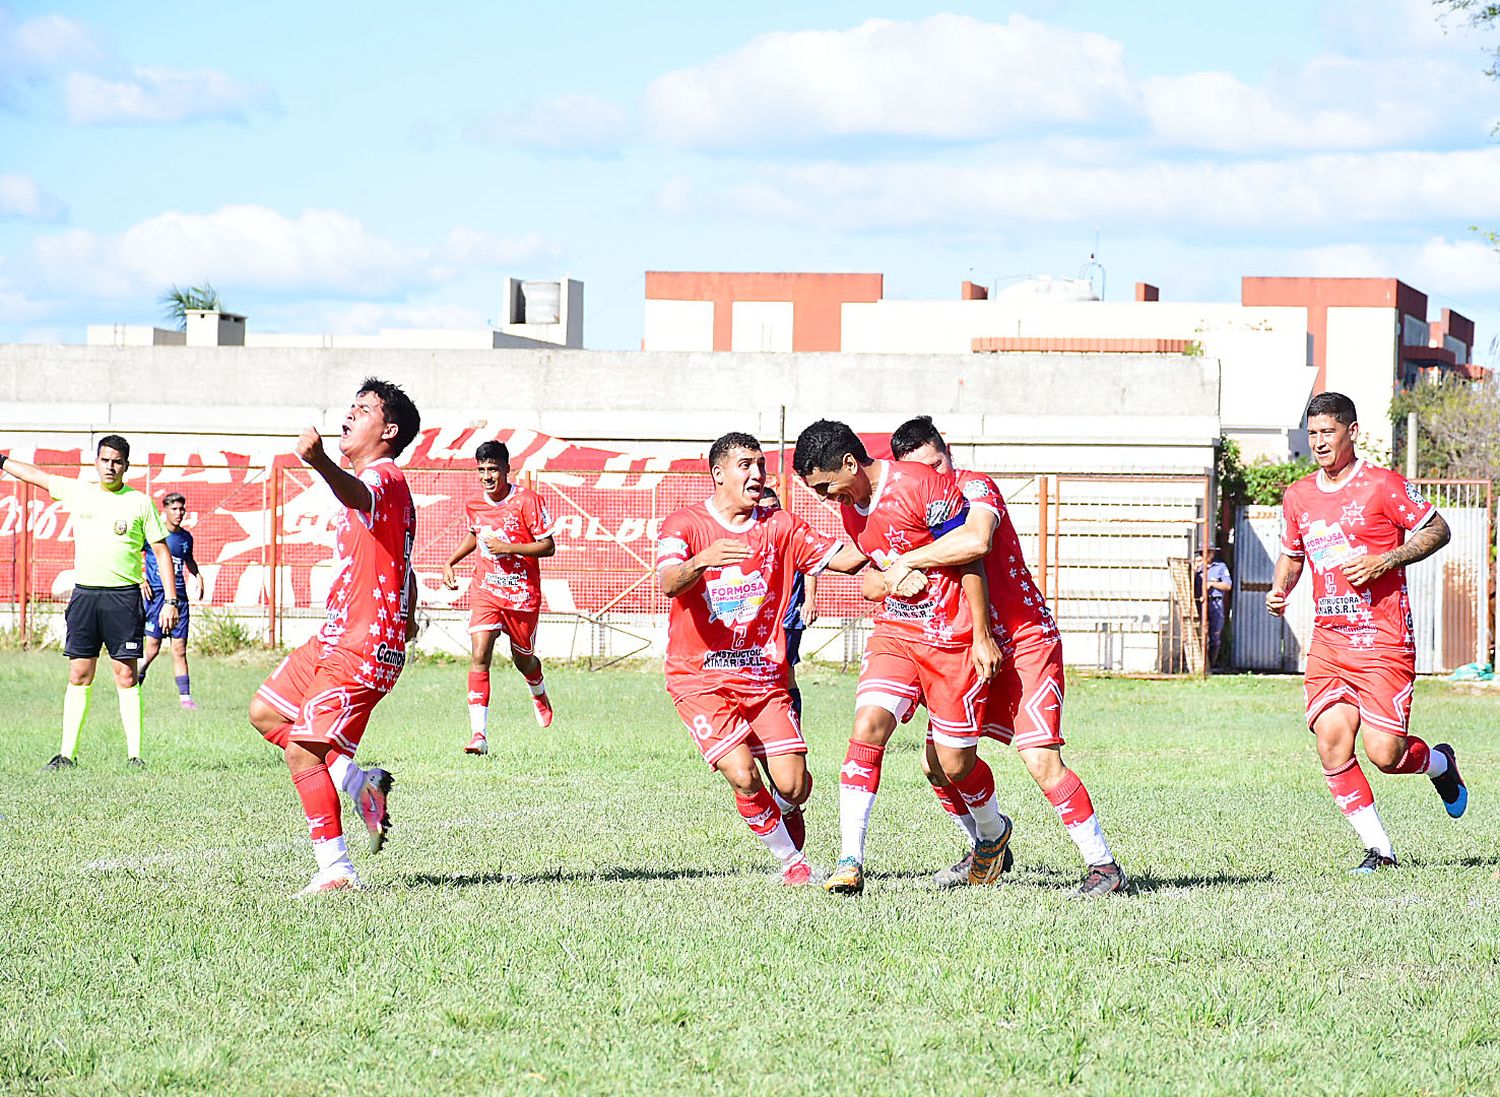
[2,0,1499,357]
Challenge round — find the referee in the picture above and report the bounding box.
[1,436,179,769]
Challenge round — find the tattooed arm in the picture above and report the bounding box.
[1341,513,1451,587]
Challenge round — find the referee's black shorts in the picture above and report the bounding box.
[64,584,146,661]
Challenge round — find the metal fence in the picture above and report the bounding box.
[1229,480,1493,673]
[4,457,1218,674]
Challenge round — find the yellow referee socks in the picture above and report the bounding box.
[117,683,143,760]
[60,683,91,759]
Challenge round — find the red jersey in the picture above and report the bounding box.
[840,460,973,650]
[656,500,840,695]
[956,469,1059,647]
[1281,460,1437,653]
[465,484,556,612]
[319,458,416,693]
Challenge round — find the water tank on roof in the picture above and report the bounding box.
[995,276,1099,303]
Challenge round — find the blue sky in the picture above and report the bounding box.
[3,0,1499,356]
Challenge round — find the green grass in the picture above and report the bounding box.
[1,650,1497,1096]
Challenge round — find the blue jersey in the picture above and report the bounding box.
[782,571,806,630]
[143,528,194,597]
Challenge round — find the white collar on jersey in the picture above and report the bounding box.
[1315,458,1364,493]
[484,481,516,505]
[703,497,762,533]
[854,459,889,518]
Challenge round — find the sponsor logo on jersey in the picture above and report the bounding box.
[1305,519,1364,571]
[704,566,769,627]
[373,642,406,669]
[1405,481,1427,506]
[1317,593,1369,617]
[882,596,934,620]
[703,648,770,670]
[656,536,690,563]
[113,519,128,535]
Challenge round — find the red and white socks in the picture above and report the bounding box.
[735,787,802,869]
[467,669,490,736]
[1391,735,1447,778]
[1045,770,1115,867]
[291,764,355,877]
[768,785,806,851]
[951,758,1007,842]
[931,782,980,843]
[1324,757,1393,857]
[838,739,885,862]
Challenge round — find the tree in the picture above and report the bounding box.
[158,283,222,330]
[1391,364,1500,482]
[1435,2,1500,77]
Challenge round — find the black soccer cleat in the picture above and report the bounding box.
[1350,848,1398,874]
[126,757,146,770]
[42,754,77,772]
[1430,743,1467,819]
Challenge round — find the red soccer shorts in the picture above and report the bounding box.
[469,593,539,656]
[255,639,390,757]
[981,634,1066,750]
[856,632,986,747]
[672,688,805,770]
[1304,641,1416,737]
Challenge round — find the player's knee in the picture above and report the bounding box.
[718,759,760,796]
[775,766,812,804]
[938,747,977,783]
[1021,747,1065,788]
[851,707,894,744]
[920,750,945,786]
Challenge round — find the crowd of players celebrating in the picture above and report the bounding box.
[0,381,1467,896]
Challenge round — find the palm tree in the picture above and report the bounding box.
[159,283,223,330]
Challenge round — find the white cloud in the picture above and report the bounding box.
[0,174,65,220]
[31,204,557,300]
[1295,236,1500,296]
[698,147,1500,234]
[468,94,629,155]
[645,14,1136,148]
[0,12,103,74]
[63,66,269,124]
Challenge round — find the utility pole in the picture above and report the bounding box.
[1406,411,1418,480]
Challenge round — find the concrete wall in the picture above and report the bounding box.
[1324,307,1399,456]
[0,344,1221,473]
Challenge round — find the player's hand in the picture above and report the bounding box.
[442,563,459,590]
[860,567,887,602]
[295,427,326,466]
[1265,586,1287,617]
[694,539,752,568]
[482,535,513,555]
[140,582,152,600]
[1341,553,1391,588]
[800,603,818,627]
[891,568,928,600]
[158,603,179,631]
[970,631,1001,682]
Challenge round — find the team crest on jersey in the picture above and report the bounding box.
[1405,482,1427,506]
[961,479,988,500]
[656,536,689,563]
[113,519,128,535]
[704,566,768,626]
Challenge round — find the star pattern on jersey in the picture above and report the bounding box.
[1340,500,1366,527]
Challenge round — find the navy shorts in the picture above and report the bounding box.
[786,627,803,667]
[65,585,145,661]
[144,591,191,641]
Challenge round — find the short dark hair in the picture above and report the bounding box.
[475,440,509,466]
[1306,391,1357,425]
[358,377,421,456]
[890,415,945,461]
[708,431,761,469]
[793,420,868,477]
[97,434,130,460]
[162,492,186,507]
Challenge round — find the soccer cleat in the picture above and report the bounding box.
[355,768,394,854]
[532,691,554,728]
[967,814,1015,886]
[824,856,865,896]
[1070,861,1128,899]
[1431,743,1467,818]
[42,754,77,772]
[1350,848,1398,875]
[934,849,974,889]
[126,757,146,770]
[464,731,489,755]
[297,867,362,896]
[780,857,815,887]
[180,698,199,711]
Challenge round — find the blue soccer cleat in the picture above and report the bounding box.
[1431,743,1467,819]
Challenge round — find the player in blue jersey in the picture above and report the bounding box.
[759,486,816,718]
[139,492,202,709]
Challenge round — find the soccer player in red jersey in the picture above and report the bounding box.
[882,417,1126,898]
[442,440,557,754]
[657,432,865,885]
[793,420,1006,896]
[246,378,421,895]
[1268,392,1464,873]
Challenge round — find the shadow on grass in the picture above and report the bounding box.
[402,865,730,888]
[873,864,1275,894]
[1123,869,1275,894]
[1411,855,1500,870]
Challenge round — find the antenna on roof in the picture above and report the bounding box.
[1079,229,1106,300]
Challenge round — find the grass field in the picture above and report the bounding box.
[2,649,1498,1096]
